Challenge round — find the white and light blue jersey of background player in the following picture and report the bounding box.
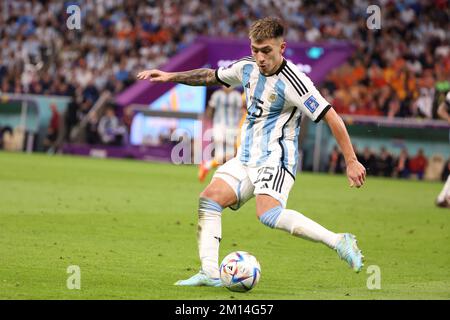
[209,89,243,128]
[215,57,331,179]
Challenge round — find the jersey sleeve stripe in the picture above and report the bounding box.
[282,69,305,95]
[215,69,231,87]
[281,70,306,97]
[284,65,309,94]
[314,104,332,123]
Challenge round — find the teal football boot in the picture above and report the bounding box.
[336,233,364,273]
[174,271,222,287]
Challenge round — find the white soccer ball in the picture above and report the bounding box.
[219,251,261,292]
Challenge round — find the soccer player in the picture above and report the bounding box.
[436,91,450,208]
[137,17,366,287]
[198,86,244,182]
[436,174,450,208]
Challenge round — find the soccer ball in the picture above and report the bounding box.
[219,251,261,292]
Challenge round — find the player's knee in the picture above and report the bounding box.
[199,187,215,201]
[199,184,236,208]
[199,187,224,206]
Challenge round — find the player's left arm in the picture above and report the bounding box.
[323,108,366,188]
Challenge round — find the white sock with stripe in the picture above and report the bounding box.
[259,206,341,249]
[198,197,222,278]
[437,176,450,203]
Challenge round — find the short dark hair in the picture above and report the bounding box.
[249,17,285,42]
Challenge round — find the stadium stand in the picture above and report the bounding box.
[1,1,448,120]
[0,0,448,180]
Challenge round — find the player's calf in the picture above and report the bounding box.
[258,205,341,249]
[258,205,364,272]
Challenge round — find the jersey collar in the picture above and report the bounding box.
[261,58,287,77]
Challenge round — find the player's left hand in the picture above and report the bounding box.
[136,69,171,82]
[346,160,366,188]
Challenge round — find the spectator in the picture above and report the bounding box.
[409,149,428,180]
[49,104,60,137]
[375,146,394,177]
[359,147,377,176]
[64,92,80,141]
[394,148,411,179]
[43,104,60,152]
[0,126,13,150]
[437,91,450,124]
[98,105,127,146]
[327,145,344,174]
[85,112,100,145]
[0,0,448,146]
[386,96,402,118]
[412,85,435,119]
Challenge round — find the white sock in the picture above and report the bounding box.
[260,206,341,249]
[198,197,222,278]
[437,176,450,203]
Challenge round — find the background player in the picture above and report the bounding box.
[137,17,366,287]
[198,86,243,182]
[436,91,450,208]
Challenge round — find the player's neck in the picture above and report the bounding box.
[262,58,286,77]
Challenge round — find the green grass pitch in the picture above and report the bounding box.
[0,151,449,300]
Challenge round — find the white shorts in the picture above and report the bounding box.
[213,157,295,210]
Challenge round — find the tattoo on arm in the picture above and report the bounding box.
[170,68,219,86]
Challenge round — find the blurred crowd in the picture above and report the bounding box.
[328,145,450,181]
[0,0,449,146]
[320,1,450,119]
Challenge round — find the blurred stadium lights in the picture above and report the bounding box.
[306,47,324,60]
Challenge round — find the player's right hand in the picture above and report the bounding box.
[136,69,171,82]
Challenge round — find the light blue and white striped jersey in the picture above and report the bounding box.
[209,89,243,128]
[215,56,331,178]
